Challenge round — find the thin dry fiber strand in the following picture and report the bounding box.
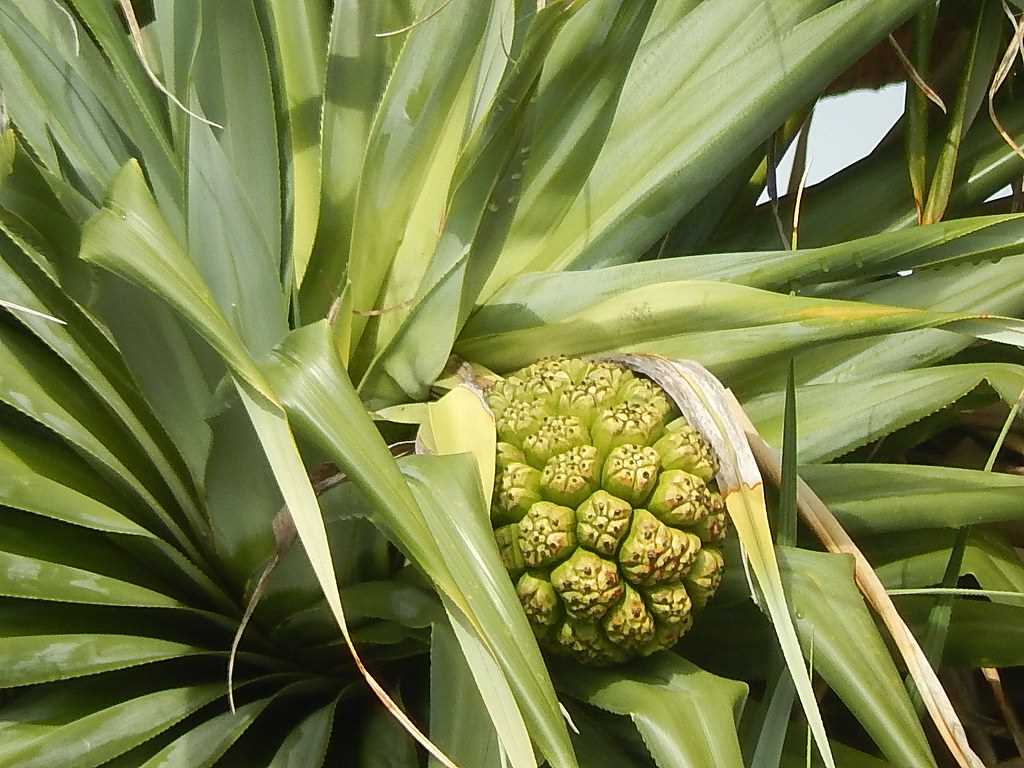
[376,0,459,38]
[0,299,65,324]
[116,0,223,129]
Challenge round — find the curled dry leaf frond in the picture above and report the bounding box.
[990,3,1024,161]
[888,33,947,114]
[732,397,986,768]
[115,0,223,129]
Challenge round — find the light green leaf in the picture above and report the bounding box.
[480,1,653,295]
[779,547,935,768]
[469,215,1024,337]
[745,364,1024,462]
[445,603,536,768]
[743,254,1024,397]
[556,653,748,768]
[263,0,328,289]
[402,453,578,768]
[425,386,496,504]
[508,0,923,273]
[357,0,592,404]
[344,0,493,355]
[457,280,1024,382]
[235,381,348,646]
[301,0,410,320]
[262,322,459,601]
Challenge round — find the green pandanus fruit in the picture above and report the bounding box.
[485,357,727,665]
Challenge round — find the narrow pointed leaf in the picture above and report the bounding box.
[778,547,935,768]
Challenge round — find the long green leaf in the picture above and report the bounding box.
[498,0,922,275]
[139,696,272,767]
[921,0,1001,224]
[344,0,494,354]
[745,363,1024,461]
[63,0,183,228]
[778,547,935,768]
[262,322,459,601]
[742,254,1024,398]
[0,549,181,608]
[75,163,416,760]
[79,161,270,400]
[263,0,328,289]
[186,0,287,355]
[479,1,654,294]
[800,463,1024,535]
[870,529,1024,601]
[0,635,201,688]
[0,684,225,768]
[0,223,205,537]
[466,215,1024,337]
[358,0,586,404]
[897,598,1024,667]
[300,0,410,321]
[429,621,501,768]
[0,323,197,557]
[556,653,748,768]
[904,3,938,217]
[267,698,337,768]
[402,452,576,768]
[456,279,1024,381]
[0,3,130,203]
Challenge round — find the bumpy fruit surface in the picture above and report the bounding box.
[486,357,727,665]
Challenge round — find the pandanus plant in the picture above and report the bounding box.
[1,1,1024,766]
